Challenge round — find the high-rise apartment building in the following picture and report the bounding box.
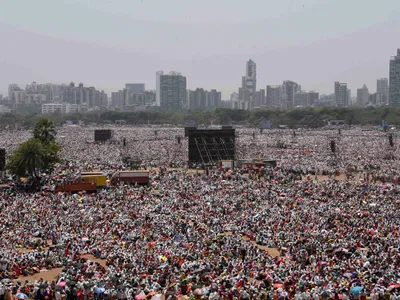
[156,71,163,106]
[377,78,389,98]
[293,91,309,107]
[207,89,222,108]
[254,89,266,107]
[160,72,187,110]
[125,83,145,94]
[7,82,106,112]
[188,88,207,110]
[334,81,349,107]
[369,93,387,106]
[240,59,257,110]
[129,90,156,107]
[266,85,283,108]
[389,49,400,106]
[308,91,319,106]
[356,84,369,107]
[292,91,319,107]
[230,92,239,109]
[282,81,301,109]
[111,89,129,109]
[188,88,221,109]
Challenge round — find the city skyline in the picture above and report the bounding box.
[1,0,400,99]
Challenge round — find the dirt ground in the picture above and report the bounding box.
[18,267,62,283]
[18,254,107,283]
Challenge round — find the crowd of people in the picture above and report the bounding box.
[0,125,399,300]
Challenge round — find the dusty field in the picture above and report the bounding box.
[18,254,107,283]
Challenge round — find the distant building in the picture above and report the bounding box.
[111,89,129,109]
[308,91,319,106]
[207,89,222,108]
[188,88,222,110]
[160,72,187,110]
[292,91,318,107]
[240,59,257,110]
[334,81,349,107]
[377,78,389,100]
[9,82,106,112]
[127,90,156,107]
[315,94,335,107]
[42,103,78,114]
[356,84,369,107]
[189,88,207,110]
[125,83,145,94]
[156,71,163,106]
[347,89,352,105]
[42,103,63,114]
[389,49,400,106]
[11,90,27,104]
[238,88,251,110]
[282,81,301,109]
[369,92,387,106]
[230,92,239,109]
[254,89,266,107]
[266,85,283,108]
[293,91,309,107]
[8,84,22,104]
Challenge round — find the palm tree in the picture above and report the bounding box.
[7,139,45,177]
[33,118,56,144]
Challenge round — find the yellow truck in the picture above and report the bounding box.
[80,174,107,187]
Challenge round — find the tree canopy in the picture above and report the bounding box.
[33,118,57,143]
[0,106,398,129]
[7,119,61,178]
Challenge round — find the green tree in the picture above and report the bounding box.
[6,138,61,178]
[33,118,57,144]
[7,139,45,177]
[8,119,61,179]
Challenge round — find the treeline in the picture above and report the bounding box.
[0,106,399,128]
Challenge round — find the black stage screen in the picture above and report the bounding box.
[186,127,236,166]
[0,148,5,171]
[94,129,112,142]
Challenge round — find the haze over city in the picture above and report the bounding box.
[1,0,400,98]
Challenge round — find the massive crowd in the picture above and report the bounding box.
[0,125,399,300]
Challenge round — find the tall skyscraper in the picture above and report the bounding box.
[240,59,257,110]
[334,81,349,107]
[293,91,319,107]
[347,89,352,105]
[282,81,300,109]
[160,72,187,110]
[308,91,319,106]
[188,88,221,109]
[230,92,239,109]
[356,84,369,107]
[389,49,400,106]
[156,71,163,106]
[266,85,283,108]
[377,78,388,97]
[125,83,145,94]
[254,89,266,107]
[293,91,309,107]
[207,89,222,108]
[188,88,207,110]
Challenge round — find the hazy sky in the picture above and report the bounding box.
[1,0,400,98]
